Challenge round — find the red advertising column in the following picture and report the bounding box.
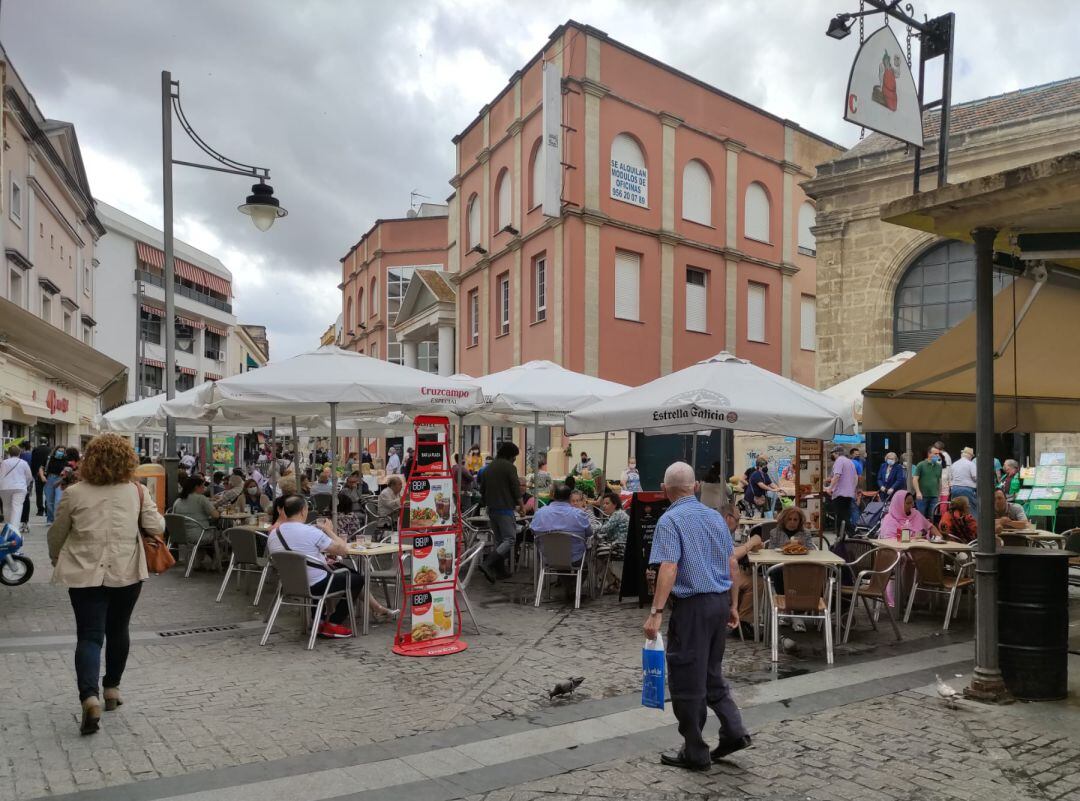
[393,415,468,657]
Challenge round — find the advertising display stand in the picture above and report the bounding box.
[393,415,468,657]
[795,439,824,540]
[620,492,671,607]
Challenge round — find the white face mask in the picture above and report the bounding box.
[886,458,896,465]
[247,488,259,496]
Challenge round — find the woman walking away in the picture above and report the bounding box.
[0,444,34,535]
[47,434,164,735]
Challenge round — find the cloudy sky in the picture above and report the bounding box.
[6,0,1077,359]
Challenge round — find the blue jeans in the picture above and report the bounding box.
[916,497,935,519]
[44,475,62,523]
[951,486,978,516]
[68,582,143,700]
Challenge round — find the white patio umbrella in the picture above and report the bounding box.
[822,352,914,427]
[565,352,853,442]
[163,347,485,525]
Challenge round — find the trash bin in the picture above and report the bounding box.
[997,547,1071,701]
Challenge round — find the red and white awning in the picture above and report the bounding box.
[178,366,197,376]
[204,372,223,381]
[205,322,228,337]
[140,357,166,369]
[136,241,233,298]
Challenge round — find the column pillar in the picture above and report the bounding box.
[583,215,601,376]
[438,324,455,377]
[402,340,419,370]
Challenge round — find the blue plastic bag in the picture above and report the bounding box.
[641,633,666,710]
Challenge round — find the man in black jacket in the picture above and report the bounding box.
[479,442,524,583]
[29,438,51,517]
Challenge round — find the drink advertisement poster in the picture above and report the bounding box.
[409,531,456,588]
[414,441,448,475]
[212,435,235,471]
[795,439,824,531]
[407,588,457,646]
[406,476,456,529]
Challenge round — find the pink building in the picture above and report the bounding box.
[450,21,841,391]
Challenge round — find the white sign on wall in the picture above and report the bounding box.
[541,61,563,218]
[844,25,924,147]
[610,161,648,208]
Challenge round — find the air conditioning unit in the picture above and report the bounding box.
[140,385,161,397]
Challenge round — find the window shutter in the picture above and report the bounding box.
[497,172,511,229]
[798,202,816,254]
[467,196,480,248]
[744,183,770,242]
[686,269,707,332]
[747,282,766,342]
[800,295,816,351]
[531,143,543,208]
[614,251,640,321]
[682,161,711,226]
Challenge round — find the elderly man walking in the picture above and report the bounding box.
[644,461,750,771]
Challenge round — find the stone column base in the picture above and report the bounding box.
[964,672,1013,704]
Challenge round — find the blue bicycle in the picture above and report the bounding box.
[0,523,34,585]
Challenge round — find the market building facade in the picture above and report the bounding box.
[0,44,126,450]
[804,75,1080,465]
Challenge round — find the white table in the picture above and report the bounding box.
[346,542,412,634]
[748,549,845,644]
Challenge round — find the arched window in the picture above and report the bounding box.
[797,202,816,255]
[744,182,770,242]
[370,277,378,316]
[530,139,543,209]
[894,240,1012,352]
[610,133,647,207]
[681,160,711,226]
[344,297,352,334]
[356,288,364,324]
[466,193,480,249]
[495,168,511,230]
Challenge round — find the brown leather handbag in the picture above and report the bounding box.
[134,483,175,574]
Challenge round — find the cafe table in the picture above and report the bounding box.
[345,541,413,635]
[747,548,845,644]
[873,538,974,611]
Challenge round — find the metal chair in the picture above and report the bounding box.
[534,530,589,609]
[163,513,215,578]
[749,520,779,546]
[766,562,835,664]
[841,547,901,643]
[903,546,975,631]
[1062,529,1080,586]
[310,494,333,514]
[456,542,485,634]
[215,528,271,605]
[260,552,356,650]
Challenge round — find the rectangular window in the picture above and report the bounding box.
[369,341,378,360]
[386,267,414,324]
[533,255,547,322]
[63,311,73,335]
[387,336,403,365]
[747,282,766,343]
[82,325,92,345]
[175,323,195,354]
[9,176,21,224]
[614,250,641,321]
[800,295,817,351]
[140,308,162,345]
[204,331,223,360]
[83,260,92,296]
[9,269,22,308]
[468,289,479,347]
[686,268,707,333]
[141,364,163,395]
[176,372,195,392]
[418,341,439,374]
[493,426,514,449]
[497,272,510,336]
[40,292,51,323]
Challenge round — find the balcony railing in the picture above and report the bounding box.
[136,269,232,313]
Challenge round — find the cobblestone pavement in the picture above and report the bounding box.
[1,519,1075,801]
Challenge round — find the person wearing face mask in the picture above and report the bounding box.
[912,446,944,520]
[42,445,71,523]
[825,446,857,537]
[621,458,642,493]
[876,451,906,501]
[240,479,272,514]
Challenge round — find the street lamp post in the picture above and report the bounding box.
[160,70,286,506]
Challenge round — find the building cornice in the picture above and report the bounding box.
[581,78,610,99]
[5,248,32,271]
[506,118,523,137]
[779,262,800,276]
[658,112,683,128]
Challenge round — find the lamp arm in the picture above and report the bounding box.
[170,88,271,180]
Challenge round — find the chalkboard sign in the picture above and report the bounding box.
[620,492,671,607]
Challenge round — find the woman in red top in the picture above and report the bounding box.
[939,495,977,542]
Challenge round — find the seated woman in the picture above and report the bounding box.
[519,479,537,514]
[878,489,941,541]
[768,507,816,550]
[172,475,221,567]
[530,456,554,498]
[239,478,272,515]
[939,495,977,543]
[335,494,364,541]
[596,493,629,558]
[265,495,396,636]
[213,474,245,510]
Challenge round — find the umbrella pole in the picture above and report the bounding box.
[458,413,466,470]
[291,416,298,482]
[533,411,540,474]
[905,432,914,492]
[601,430,609,489]
[207,424,214,497]
[270,416,276,474]
[329,402,338,530]
[691,433,699,477]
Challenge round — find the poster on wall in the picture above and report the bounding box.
[212,435,236,472]
[795,439,824,532]
[394,415,467,657]
[610,159,648,208]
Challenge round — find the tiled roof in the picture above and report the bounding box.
[843,75,1080,158]
[415,270,455,303]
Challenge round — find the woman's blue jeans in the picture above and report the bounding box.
[44,475,62,523]
[68,582,143,701]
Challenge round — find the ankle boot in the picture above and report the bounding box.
[80,697,101,735]
[103,687,123,711]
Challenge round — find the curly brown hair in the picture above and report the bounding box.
[775,506,808,532]
[79,433,138,486]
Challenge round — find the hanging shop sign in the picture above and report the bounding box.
[844,25,923,147]
[394,415,467,657]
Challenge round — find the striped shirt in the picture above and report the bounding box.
[648,495,734,598]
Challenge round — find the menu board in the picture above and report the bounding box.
[1020,467,1037,482]
[620,492,671,606]
[393,416,467,657]
[1015,488,1033,502]
[1029,487,1062,501]
[795,439,824,532]
[1035,466,1068,487]
[1040,452,1067,466]
[1066,468,1080,486]
[1061,490,1079,503]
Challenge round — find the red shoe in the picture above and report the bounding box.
[318,622,352,638]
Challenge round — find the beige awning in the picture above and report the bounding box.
[862,277,1080,432]
[2,391,52,418]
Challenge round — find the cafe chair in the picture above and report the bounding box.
[1062,529,1080,586]
[215,528,271,605]
[260,552,356,651]
[749,520,778,546]
[456,542,485,634]
[765,563,835,665]
[534,531,590,610]
[164,513,217,578]
[903,546,975,631]
[310,494,333,514]
[841,547,901,643]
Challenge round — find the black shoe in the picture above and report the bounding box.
[660,749,710,771]
[478,564,496,584]
[711,734,752,762]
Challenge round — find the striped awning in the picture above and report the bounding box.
[141,304,204,330]
[205,322,228,336]
[204,372,223,381]
[140,357,166,369]
[141,304,162,317]
[177,366,197,376]
[136,241,233,298]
